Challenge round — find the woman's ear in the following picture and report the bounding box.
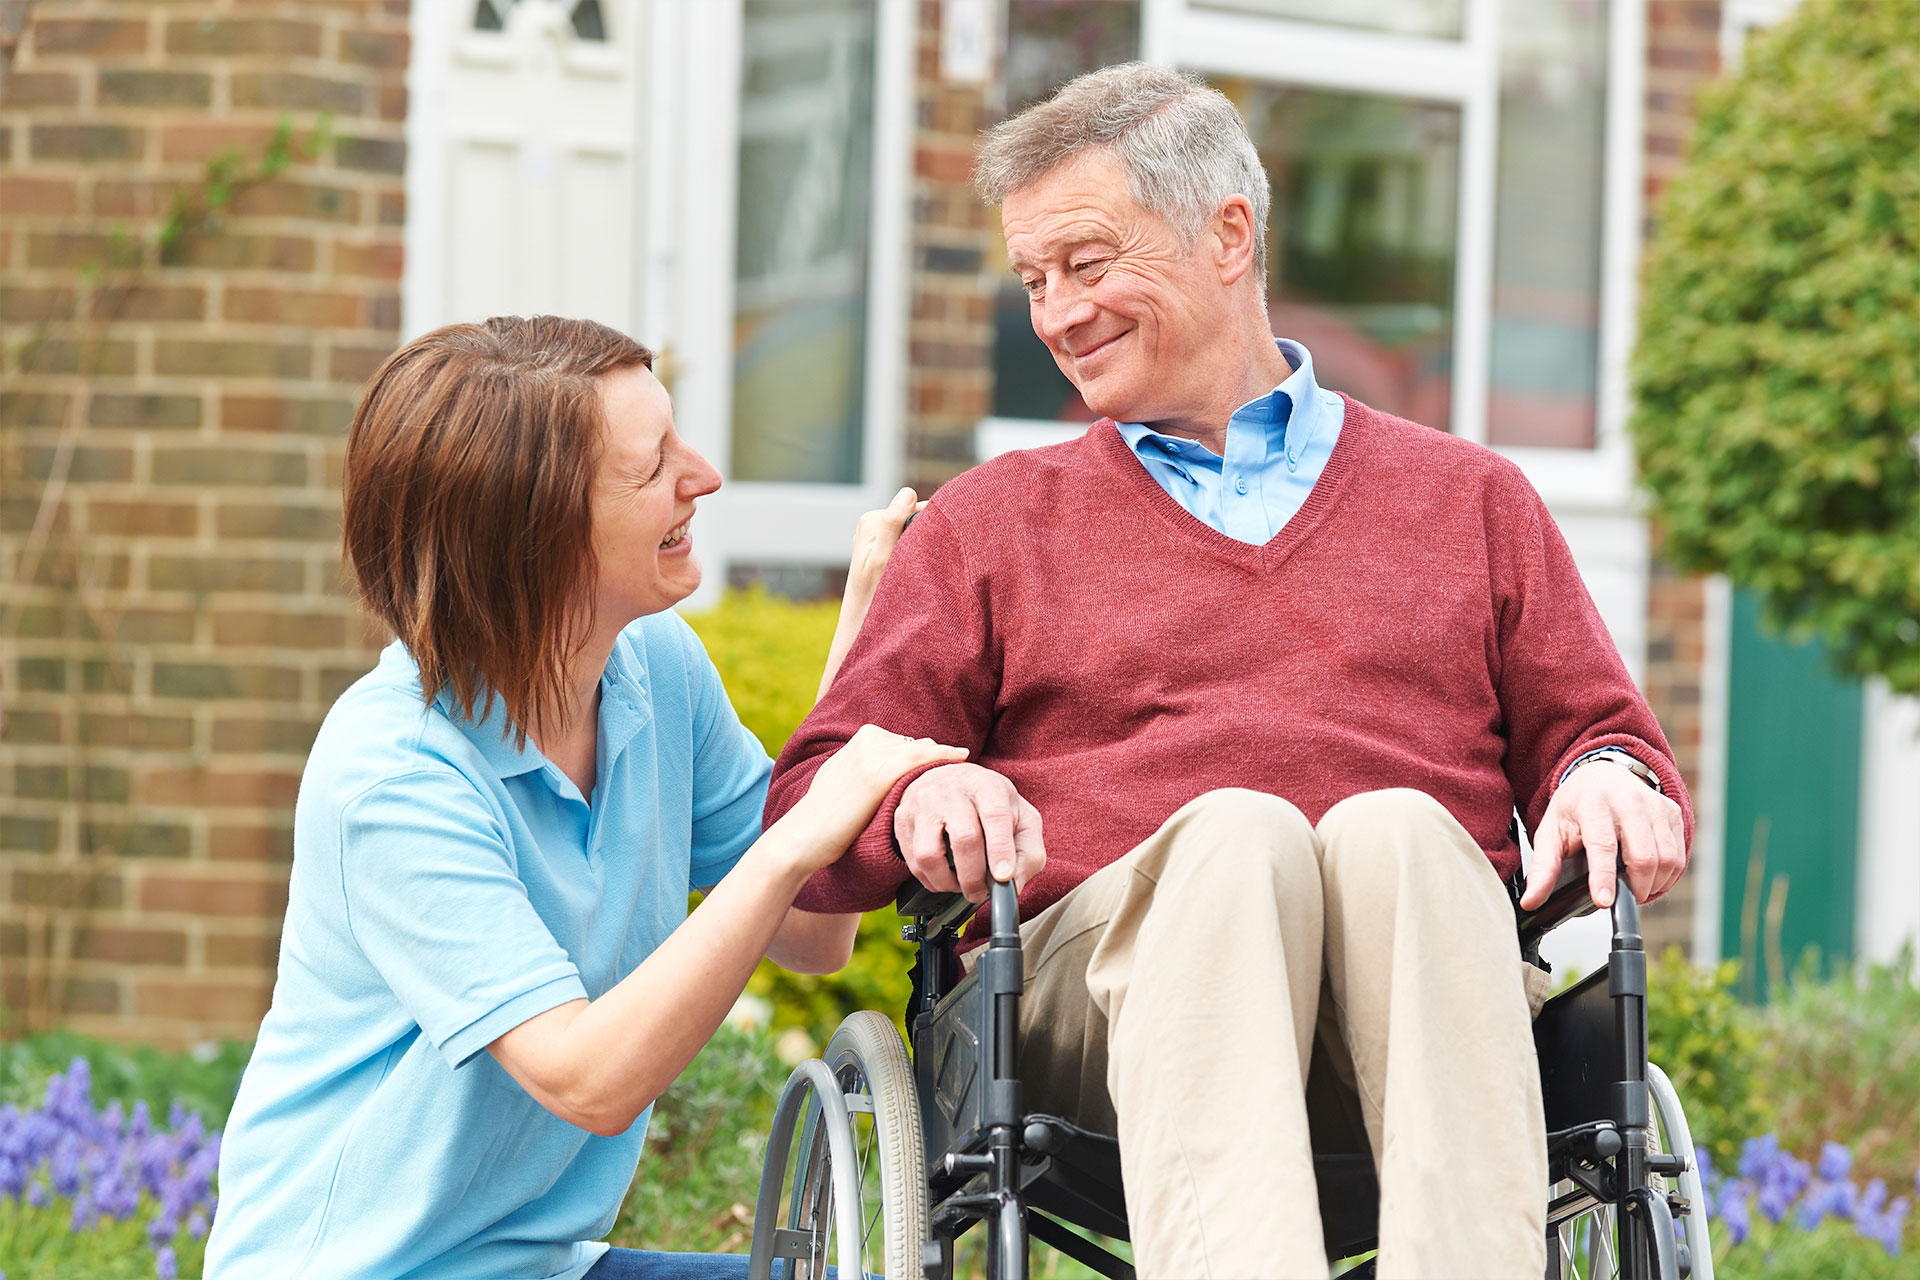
[1212,194,1260,288]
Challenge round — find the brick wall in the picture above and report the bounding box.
[0,0,405,1045]
[901,0,997,494]
[1637,0,1722,958]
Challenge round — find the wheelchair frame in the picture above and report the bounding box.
[750,861,1712,1280]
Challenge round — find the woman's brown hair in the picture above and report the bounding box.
[342,315,653,744]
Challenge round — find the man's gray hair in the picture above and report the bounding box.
[975,62,1271,278]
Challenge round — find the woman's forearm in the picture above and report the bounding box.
[487,833,810,1136]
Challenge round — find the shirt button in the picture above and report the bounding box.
[1160,440,1179,454]
[1234,476,1249,495]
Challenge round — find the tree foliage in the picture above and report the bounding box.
[1629,0,1920,691]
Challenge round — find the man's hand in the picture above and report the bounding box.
[895,763,1046,902]
[1521,757,1686,909]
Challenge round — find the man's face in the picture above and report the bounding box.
[1002,151,1226,427]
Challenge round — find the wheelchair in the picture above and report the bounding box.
[746,847,1715,1280]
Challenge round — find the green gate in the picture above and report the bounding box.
[1719,589,1862,1001]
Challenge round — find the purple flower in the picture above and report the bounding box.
[1721,1183,1752,1246]
[1694,1144,1714,1185]
[187,1209,209,1239]
[25,1180,47,1208]
[1817,1141,1853,1182]
[1857,1194,1909,1257]
[147,1210,179,1249]
[1739,1135,1780,1181]
[1795,1177,1856,1229]
[1863,1178,1889,1217]
[154,1246,178,1280]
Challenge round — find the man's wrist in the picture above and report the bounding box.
[1562,747,1663,795]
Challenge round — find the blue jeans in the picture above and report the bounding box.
[584,1250,829,1280]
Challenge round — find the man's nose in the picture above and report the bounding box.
[1035,279,1096,349]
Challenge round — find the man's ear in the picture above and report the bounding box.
[1211,194,1260,288]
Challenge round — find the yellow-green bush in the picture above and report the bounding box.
[1646,947,1771,1170]
[681,588,915,1049]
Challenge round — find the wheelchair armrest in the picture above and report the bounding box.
[1514,848,1597,952]
[898,883,969,919]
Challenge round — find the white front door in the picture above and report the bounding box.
[406,0,645,335]
[406,0,915,603]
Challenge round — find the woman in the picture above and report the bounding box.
[204,316,959,1279]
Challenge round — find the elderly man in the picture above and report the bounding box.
[767,63,1690,1279]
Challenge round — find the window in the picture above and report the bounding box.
[472,0,608,41]
[730,0,880,483]
[989,0,1632,466]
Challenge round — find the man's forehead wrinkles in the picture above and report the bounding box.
[1005,215,1121,269]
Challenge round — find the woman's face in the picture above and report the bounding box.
[590,364,722,628]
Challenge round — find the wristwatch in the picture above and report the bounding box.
[1565,748,1664,795]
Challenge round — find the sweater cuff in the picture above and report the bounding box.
[793,761,947,913]
[1548,732,1693,849]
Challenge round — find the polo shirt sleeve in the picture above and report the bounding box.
[678,622,773,890]
[338,770,588,1069]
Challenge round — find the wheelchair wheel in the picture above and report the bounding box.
[1547,1062,1713,1280]
[749,1011,930,1280]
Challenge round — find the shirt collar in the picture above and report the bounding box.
[398,631,653,786]
[1116,338,1329,463]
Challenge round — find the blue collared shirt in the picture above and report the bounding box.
[207,614,771,1280]
[1116,339,1345,544]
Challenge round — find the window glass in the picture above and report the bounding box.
[1192,0,1461,41]
[991,1,1142,424]
[1487,0,1608,448]
[1221,79,1459,432]
[730,0,877,483]
[472,0,609,40]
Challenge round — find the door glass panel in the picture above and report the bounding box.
[991,1,1143,423]
[1220,79,1459,432]
[730,0,877,483]
[1193,0,1461,41]
[1487,0,1607,448]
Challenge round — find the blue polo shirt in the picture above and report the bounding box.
[206,613,772,1280]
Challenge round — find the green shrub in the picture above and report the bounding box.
[1629,0,1920,691]
[682,587,916,1047]
[1760,950,1920,1184]
[1646,947,1770,1170]
[608,1021,783,1251]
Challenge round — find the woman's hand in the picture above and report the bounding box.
[774,724,967,874]
[819,488,925,699]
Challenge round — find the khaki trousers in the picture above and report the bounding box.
[1013,788,1550,1280]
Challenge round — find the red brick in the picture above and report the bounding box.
[30,124,145,163]
[92,178,198,219]
[228,180,361,224]
[164,233,317,273]
[224,286,361,327]
[32,18,150,56]
[164,18,322,58]
[137,767,302,809]
[141,872,288,918]
[216,502,340,540]
[74,926,189,966]
[211,715,323,754]
[79,713,196,750]
[98,69,212,109]
[213,610,347,649]
[13,868,123,910]
[90,284,206,323]
[221,394,354,435]
[24,232,141,271]
[151,341,312,380]
[2,71,80,109]
[0,286,76,324]
[0,177,80,216]
[135,977,273,1023]
[330,343,393,382]
[231,71,363,115]
[87,499,199,537]
[342,28,409,68]
[205,930,280,969]
[209,823,293,863]
[332,239,404,278]
[159,123,282,165]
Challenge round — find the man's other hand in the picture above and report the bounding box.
[1521,758,1686,910]
[895,763,1046,902]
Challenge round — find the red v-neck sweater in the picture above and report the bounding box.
[769,397,1692,926]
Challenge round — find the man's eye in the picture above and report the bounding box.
[1021,277,1044,297]
[1073,258,1108,277]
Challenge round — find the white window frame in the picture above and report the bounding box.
[667,0,916,607]
[984,0,1647,518]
